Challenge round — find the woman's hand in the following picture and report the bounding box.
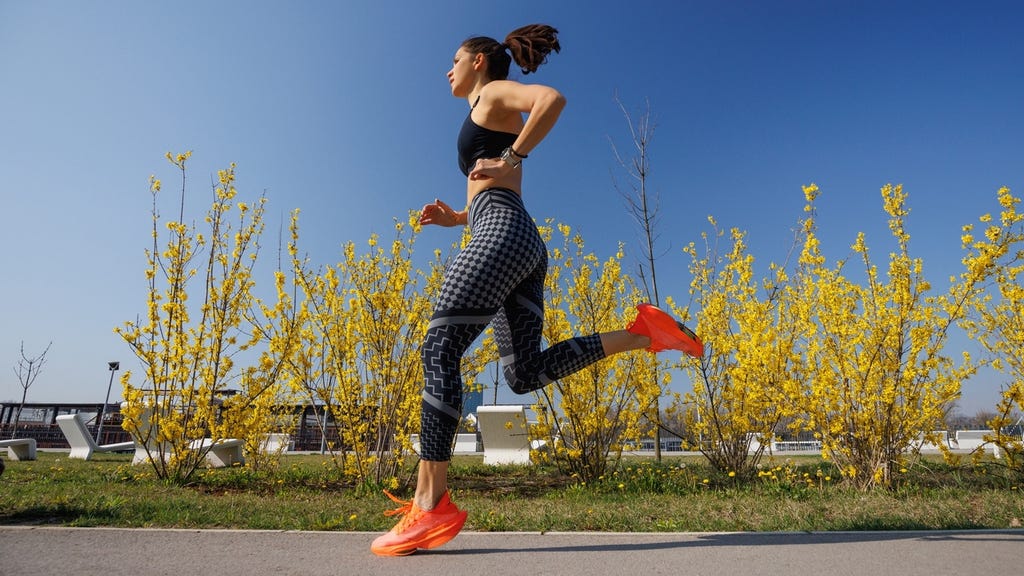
[469,157,514,181]
[420,198,464,227]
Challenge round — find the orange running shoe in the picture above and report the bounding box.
[370,490,468,556]
[627,303,704,357]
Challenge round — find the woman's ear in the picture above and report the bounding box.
[473,52,486,71]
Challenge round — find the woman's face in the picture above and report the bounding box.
[447,47,478,98]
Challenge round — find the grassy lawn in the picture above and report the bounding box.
[1,452,1021,532]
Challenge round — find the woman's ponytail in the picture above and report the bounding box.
[504,24,561,75]
[462,24,560,81]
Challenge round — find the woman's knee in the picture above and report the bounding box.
[421,325,459,368]
[503,363,544,395]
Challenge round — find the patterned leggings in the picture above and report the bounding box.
[419,188,607,461]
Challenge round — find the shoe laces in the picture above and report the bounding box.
[382,490,425,533]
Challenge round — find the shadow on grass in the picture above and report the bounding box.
[0,504,121,526]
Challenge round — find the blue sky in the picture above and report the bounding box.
[1,0,1021,415]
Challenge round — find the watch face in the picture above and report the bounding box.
[501,148,520,167]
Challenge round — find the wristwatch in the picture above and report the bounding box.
[500,146,526,169]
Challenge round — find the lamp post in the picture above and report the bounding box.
[96,361,120,443]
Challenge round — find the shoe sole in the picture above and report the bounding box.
[371,510,468,557]
[674,322,703,356]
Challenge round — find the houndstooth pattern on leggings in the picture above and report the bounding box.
[419,189,607,462]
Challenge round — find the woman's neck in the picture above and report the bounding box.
[466,80,490,108]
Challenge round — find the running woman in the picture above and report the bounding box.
[371,24,702,556]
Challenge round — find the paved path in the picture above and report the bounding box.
[2,527,1022,575]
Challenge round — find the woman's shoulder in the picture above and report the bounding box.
[475,81,525,116]
[480,80,559,114]
[478,80,524,101]
[482,79,546,93]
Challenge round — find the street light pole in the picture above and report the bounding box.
[96,361,120,443]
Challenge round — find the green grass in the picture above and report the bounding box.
[1,452,1021,532]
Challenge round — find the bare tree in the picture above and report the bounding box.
[609,95,668,303]
[608,95,670,460]
[10,341,51,438]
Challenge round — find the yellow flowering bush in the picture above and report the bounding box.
[795,184,982,489]
[531,223,660,481]
[957,187,1024,471]
[118,154,1022,491]
[284,212,491,488]
[285,212,422,486]
[674,216,806,478]
[117,153,296,482]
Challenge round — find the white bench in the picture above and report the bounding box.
[129,439,243,468]
[56,413,135,460]
[408,433,479,455]
[952,429,996,454]
[910,430,952,452]
[258,433,291,454]
[476,405,544,465]
[190,438,245,467]
[0,438,37,461]
[121,401,245,468]
[454,433,480,454]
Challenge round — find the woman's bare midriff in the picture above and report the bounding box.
[466,171,523,206]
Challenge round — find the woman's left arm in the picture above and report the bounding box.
[494,81,566,157]
[469,81,566,180]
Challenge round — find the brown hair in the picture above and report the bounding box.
[462,24,561,80]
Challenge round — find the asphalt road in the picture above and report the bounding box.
[2,527,1022,576]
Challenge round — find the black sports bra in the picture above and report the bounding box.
[457,97,518,176]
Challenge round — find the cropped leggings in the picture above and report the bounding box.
[419,188,607,461]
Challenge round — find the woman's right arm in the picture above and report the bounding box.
[420,198,466,227]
